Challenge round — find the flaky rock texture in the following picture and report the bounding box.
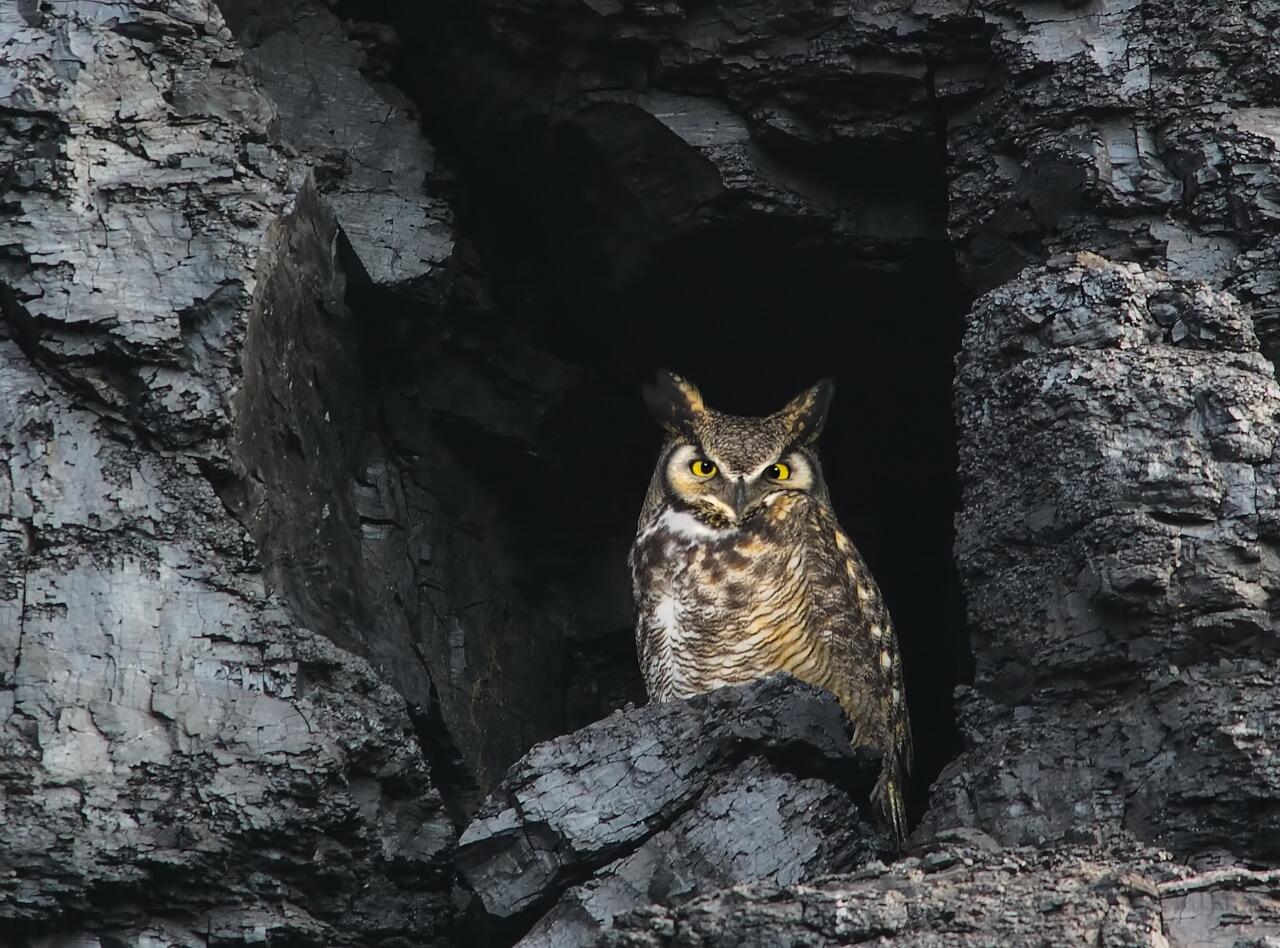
[946,1,1280,298]
[608,839,1280,946]
[456,676,880,944]
[929,254,1280,858]
[918,0,1280,873]
[0,2,453,943]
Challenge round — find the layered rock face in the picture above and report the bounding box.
[925,0,1280,865]
[0,3,452,944]
[5,0,1280,945]
[608,841,1280,946]
[933,254,1280,858]
[456,677,882,945]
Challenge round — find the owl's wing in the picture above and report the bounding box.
[804,504,913,842]
[628,537,672,703]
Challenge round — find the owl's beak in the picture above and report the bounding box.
[732,478,749,518]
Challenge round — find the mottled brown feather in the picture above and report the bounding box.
[630,394,913,844]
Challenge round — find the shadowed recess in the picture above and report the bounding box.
[299,0,978,826]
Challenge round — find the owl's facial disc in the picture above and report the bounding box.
[665,444,814,525]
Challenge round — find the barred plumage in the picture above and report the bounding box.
[628,370,912,843]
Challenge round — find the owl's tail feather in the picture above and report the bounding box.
[872,771,908,847]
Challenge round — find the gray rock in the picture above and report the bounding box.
[8,0,1280,943]
[946,1,1280,294]
[927,252,1280,858]
[607,840,1280,946]
[456,675,880,943]
[233,0,454,288]
[414,0,988,274]
[0,1,454,942]
[215,0,651,802]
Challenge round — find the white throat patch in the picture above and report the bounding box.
[659,507,732,542]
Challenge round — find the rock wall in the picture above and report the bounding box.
[0,2,452,944]
[931,252,1280,857]
[924,0,1280,864]
[608,840,1280,946]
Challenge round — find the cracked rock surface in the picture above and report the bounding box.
[607,839,1280,947]
[1,2,453,943]
[945,0,1280,298]
[455,676,881,944]
[928,252,1280,861]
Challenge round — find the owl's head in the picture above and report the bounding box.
[642,369,834,526]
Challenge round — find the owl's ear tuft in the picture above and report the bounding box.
[781,377,834,445]
[642,369,706,439]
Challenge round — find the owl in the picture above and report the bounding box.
[628,370,912,842]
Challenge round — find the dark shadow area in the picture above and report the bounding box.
[356,161,970,832]
[419,115,974,821]
[321,0,975,829]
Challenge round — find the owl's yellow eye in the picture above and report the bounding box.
[690,459,717,478]
[767,462,791,481]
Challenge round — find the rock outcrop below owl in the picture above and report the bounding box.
[629,370,912,841]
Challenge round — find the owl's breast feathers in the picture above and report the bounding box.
[629,494,912,841]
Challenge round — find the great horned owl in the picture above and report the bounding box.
[628,370,912,841]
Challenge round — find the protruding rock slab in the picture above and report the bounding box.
[230,0,454,288]
[456,675,881,943]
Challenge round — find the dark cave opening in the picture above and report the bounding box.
[314,0,978,826]
[354,163,972,829]
[532,261,972,822]
[604,274,970,823]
